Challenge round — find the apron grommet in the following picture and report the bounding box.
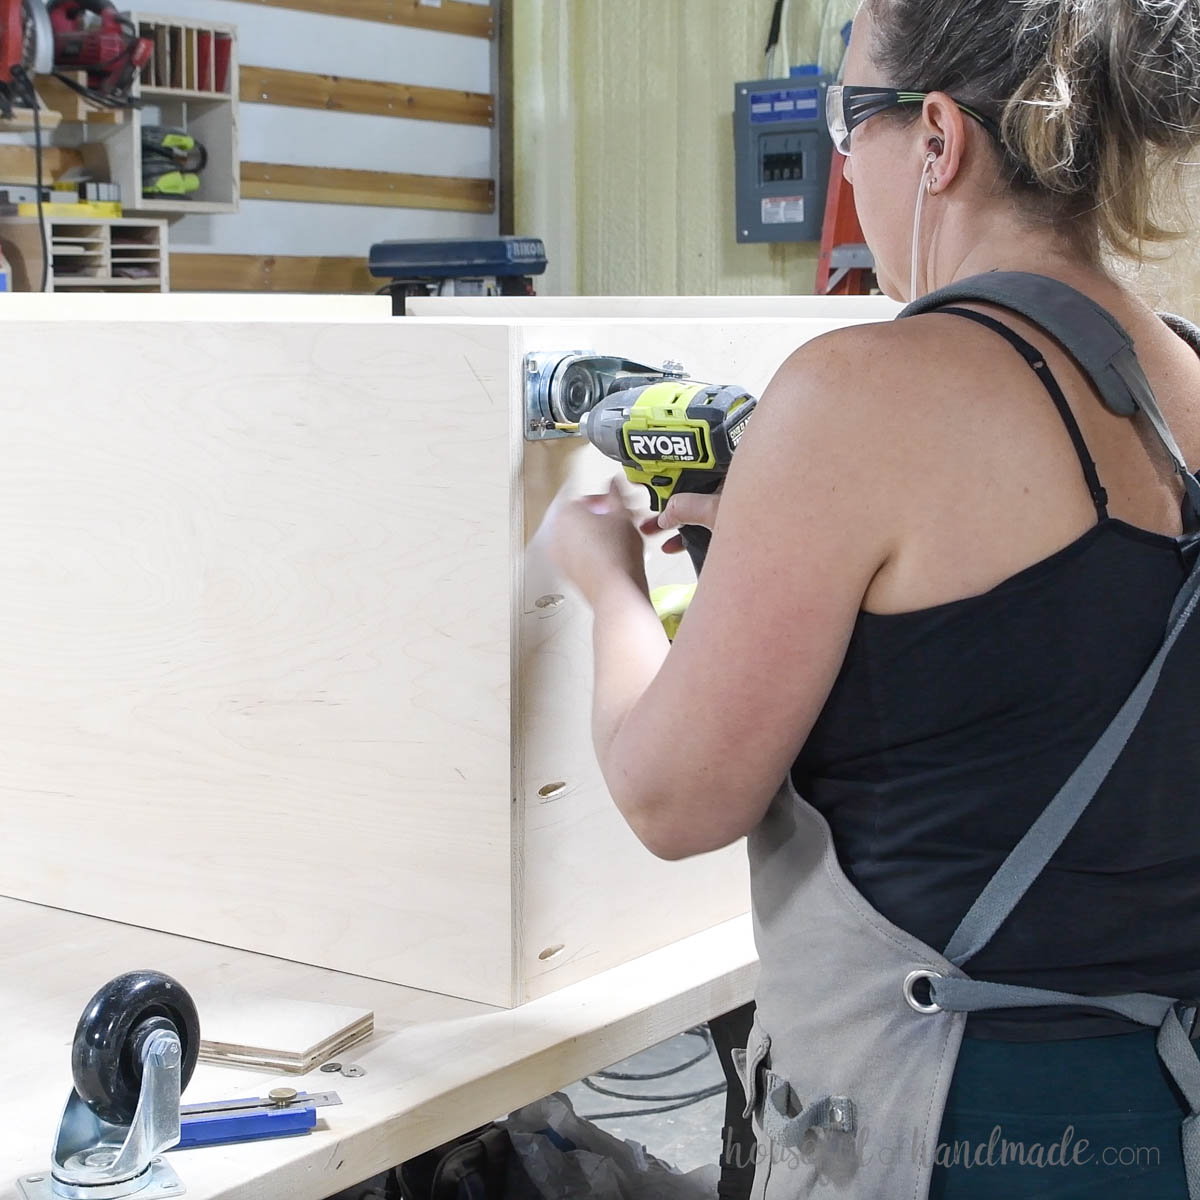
[903,968,944,1014]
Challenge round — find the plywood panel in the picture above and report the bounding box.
[0,318,517,1005]
[240,162,494,212]
[514,316,859,1001]
[0,292,390,319]
[407,295,903,318]
[240,64,494,125]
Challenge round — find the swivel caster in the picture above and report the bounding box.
[18,971,200,1200]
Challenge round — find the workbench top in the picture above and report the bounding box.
[0,898,757,1200]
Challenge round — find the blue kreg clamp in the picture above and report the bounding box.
[175,1090,342,1149]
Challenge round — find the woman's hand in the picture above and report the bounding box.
[638,490,723,554]
[544,476,648,603]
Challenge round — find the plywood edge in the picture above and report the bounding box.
[240,65,494,126]
[241,0,494,38]
[169,252,378,293]
[240,162,494,213]
[509,335,529,1009]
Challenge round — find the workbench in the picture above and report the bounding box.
[0,896,757,1200]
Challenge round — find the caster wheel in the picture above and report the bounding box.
[70,970,200,1126]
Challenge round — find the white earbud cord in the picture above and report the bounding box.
[910,153,936,301]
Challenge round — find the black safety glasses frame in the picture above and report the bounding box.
[826,85,1000,156]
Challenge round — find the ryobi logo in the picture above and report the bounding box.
[628,430,702,462]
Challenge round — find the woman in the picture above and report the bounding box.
[545,0,1200,1195]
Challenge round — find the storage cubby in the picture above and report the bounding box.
[79,13,238,216]
[0,216,168,291]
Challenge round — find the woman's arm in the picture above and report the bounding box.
[549,321,914,860]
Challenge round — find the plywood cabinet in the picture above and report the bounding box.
[0,307,853,1006]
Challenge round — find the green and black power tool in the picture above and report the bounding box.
[525,353,759,572]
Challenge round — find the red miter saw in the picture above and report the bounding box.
[46,0,152,105]
[0,0,150,113]
[0,0,53,113]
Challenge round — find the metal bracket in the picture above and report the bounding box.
[19,1029,185,1200]
[523,352,684,441]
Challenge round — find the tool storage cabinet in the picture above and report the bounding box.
[0,306,860,1007]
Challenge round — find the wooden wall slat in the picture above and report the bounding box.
[240,65,493,126]
[241,0,493,38]
[170,252,377,292]
[241,161,494,212]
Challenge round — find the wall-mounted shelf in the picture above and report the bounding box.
[78,13,239,217]
[0,216,168,291]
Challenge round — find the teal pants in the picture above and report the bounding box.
[930,1030,1188,1198]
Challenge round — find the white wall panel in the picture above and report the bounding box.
[133,0,491,90]
[170,198,496,256]
[513,0,846,297]
[235,106,493,177]
[127,0,498,272]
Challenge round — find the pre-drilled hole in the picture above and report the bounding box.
[539,944,565,960]
[538,781,567,799]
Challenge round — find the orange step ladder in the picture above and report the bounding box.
[815,152,875,295]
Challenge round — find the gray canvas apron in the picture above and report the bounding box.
[732,273,1200,1199]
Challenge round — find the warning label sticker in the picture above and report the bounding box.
[761,196,806,225]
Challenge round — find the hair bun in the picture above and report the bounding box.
[869,0,1200,258]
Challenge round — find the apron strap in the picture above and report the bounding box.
[932,977,1200,1197]
[929,975,1177,1026]
[1159,1006,1200,1197]
[900,272,1200,525]
[941,548,1200,968]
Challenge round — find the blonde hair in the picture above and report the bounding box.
[868,0,1200,260]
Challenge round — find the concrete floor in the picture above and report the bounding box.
[324,1027,728,1198]
[560,1026,727,1175]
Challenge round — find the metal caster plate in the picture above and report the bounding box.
[17,1156,184,1199]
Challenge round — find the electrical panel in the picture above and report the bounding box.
[733,70,833,243]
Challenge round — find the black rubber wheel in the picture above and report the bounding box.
[70,970,200,1125]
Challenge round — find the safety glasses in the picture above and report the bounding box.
[825,84,1000,156]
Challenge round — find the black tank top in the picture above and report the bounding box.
[791,305,1200,1040]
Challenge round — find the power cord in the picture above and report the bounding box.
[579,1024,726,1122]
[11,64,49,292]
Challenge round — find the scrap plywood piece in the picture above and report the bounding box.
[240,162,494,212]
[198,996,373,1073]
[240,65,493,126]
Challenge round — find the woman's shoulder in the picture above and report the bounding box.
[762,315,988,442]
